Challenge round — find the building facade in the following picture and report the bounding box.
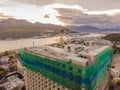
[20,43,113,90]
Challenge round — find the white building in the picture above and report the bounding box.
[0,56,9,64]
[2,78,24,90]
[111,67,120,78]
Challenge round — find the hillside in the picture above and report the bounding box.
[0,18,72,39]
[67,25,120,32]
[103,33,120,42]
[67,25,100,32]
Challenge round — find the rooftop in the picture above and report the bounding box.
[79,45,110,56]
[25,43,110,66]
[27,46,89,63]
[3,78,24,90]
[23,35,111,66]
[111,67,120,72]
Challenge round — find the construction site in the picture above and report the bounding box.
[19,32,114,90]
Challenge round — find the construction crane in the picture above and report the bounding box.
[60,26,64,48]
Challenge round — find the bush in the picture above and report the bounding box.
[0,68,4,71]
[4,51,8,56]
[0,86,4,90]
[12,87,19,90]
[0,67,7,79]
[116,88,120,90]
[9,56,13,59]
[109,84,114,90]
[117,80,120,86]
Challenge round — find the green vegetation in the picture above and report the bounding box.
[9,56,13,59]
[0,86,4,90]
[109,84,114,90]
[12,87,19,90]
[103,33,120,53]
[113,45,120,53]
[4,51,9,56]
[116,88,120,90]
[0,67,7,80]
[117,80,120,86]
[8,56,14,61]
[103,33,120,43]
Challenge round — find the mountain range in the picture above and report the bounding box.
[0,18,72,32]
[67,25,120,32]
[0,18,119,39]
[0,18,72,39]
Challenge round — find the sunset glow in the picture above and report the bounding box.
[0,1,120,26]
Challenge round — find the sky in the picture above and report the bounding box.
[0,0,120,28]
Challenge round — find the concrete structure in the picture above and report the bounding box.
[24,69,68,90]
[110,67,120,83]
[17,60,25,76]
[0,56,9,64]
[1,64,9,71]
[111,67,120,78]
[20,39,113,90]
[95,73,109,90]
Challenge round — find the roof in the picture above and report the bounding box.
[3,78,24,90]
[111,67,120,72]
[79,45,110,56]
[66,54,89,63]
[25,43,110,66]
[26,46,89,66]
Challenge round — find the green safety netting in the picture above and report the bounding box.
[20,47,113,90]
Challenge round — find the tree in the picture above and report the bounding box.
[109,84,114,90]
[116,80,120,86]
[12,87,19,90]
[116,88,120,90]
[9,56,13,59]
[0,86,3,90]
[0,68,4,71]
[4,51,8,56]
[0,68,7,80]
[0,86,5,90]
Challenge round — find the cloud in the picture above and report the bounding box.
[0,3,87,25]
[55,6,120,28]
[9,0,120,11]
[10,0,82,7]
[0,3,64,25]
[12,0,55,6]
[0,12,12,19]
[85,9,120,16]
[0,0,8,7]
[44,14,50,18]
[0,2,120,28]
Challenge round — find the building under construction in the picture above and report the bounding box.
[20,39,113,90]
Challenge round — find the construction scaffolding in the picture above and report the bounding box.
[20,48,113,90]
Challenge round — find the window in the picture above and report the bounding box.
[53,85,55,88]
[49,83,51,85]
[58,88,60,90]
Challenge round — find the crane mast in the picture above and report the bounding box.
[60,26,63,48]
